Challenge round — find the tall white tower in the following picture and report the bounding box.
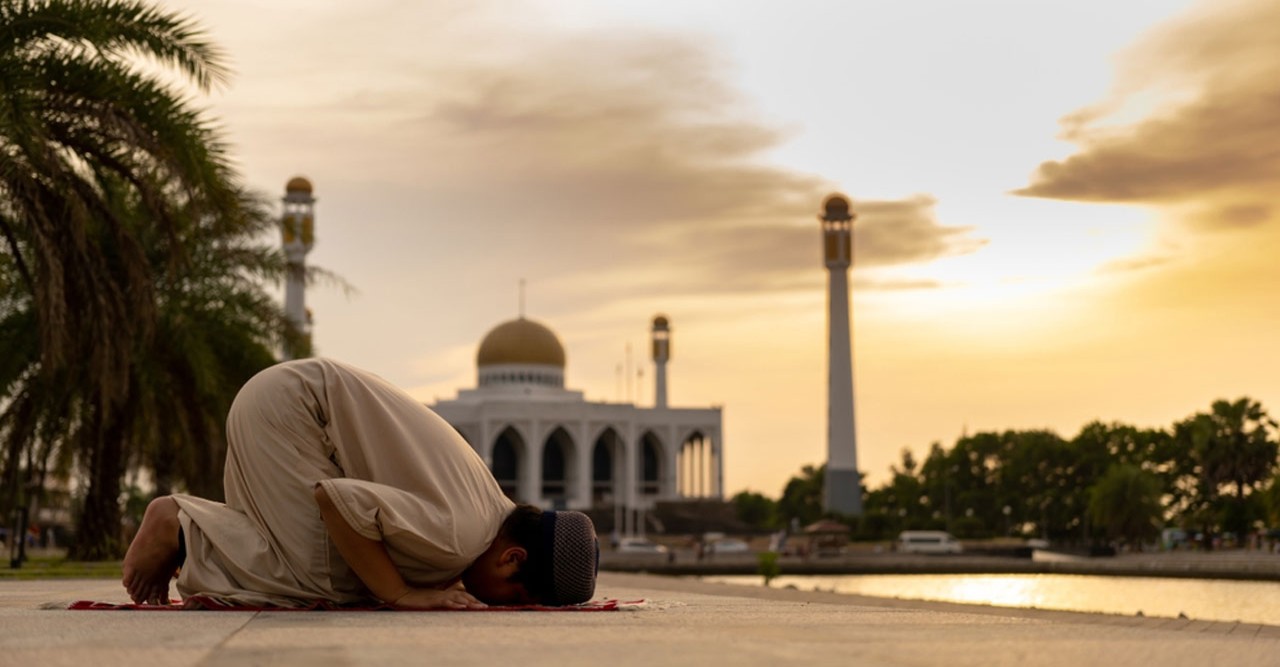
[281,176,315,360]
[652,315,671,408]
[820,193,862,516]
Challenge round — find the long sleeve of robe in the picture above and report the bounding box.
[170,358,514,607]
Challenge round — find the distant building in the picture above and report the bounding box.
[430,315,723,519]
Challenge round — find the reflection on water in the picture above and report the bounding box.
[704,574,1280,626]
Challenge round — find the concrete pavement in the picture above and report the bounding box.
[2,572,1279,666]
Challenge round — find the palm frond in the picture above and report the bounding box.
[0,0,231,91]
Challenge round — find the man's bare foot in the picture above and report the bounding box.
[121,497,182,605]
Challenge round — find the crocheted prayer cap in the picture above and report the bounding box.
[542,511,599,605]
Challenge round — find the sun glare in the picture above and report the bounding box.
[868,199,1156,313]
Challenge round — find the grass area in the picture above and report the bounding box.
[0,553,122,580]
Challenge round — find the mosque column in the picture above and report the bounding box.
[660,426,679,499]
[611,426,626,531]
[679,442,688,498]
[696,437,705,498]
[686,440,696,496]
[570,420,591,510]
[521,420,542,507]
[711,431,724,499]
[622,422,638,534]
[687,437,697,498]
[478,420,492,467]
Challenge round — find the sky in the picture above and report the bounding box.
[158,0,1280,497]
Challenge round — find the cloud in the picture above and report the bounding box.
[1208,203,1271,229]
[856,277,945,291]
[853,196,986,267]
[608,194,982,296]
[1017,0,1280,231]
[249,12,986,299]
[1017,92,1280,205]
[391,33,819,232]
[1096,254,1174,275]
[203,0,987,346]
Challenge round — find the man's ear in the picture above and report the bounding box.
[499,546,527,568]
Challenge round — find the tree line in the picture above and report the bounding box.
[734,398,1280,547]
[0,1,328,561]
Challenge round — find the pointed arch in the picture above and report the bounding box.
[491,426,525,501]
[541,426,577,508]
[592,427,622,504]
[640,430,665,497]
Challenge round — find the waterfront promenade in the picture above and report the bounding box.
[3,572,1279,667]
[603,548,1280,581]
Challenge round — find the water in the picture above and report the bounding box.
[704,574,1280,625]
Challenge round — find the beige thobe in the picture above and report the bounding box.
[171,358,514,606]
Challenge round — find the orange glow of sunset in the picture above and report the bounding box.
[155,0,1280,495]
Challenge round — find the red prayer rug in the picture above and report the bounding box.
[68,596,644,612]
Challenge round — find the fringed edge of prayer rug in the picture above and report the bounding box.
[68,597,647,612]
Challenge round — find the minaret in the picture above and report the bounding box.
[652,315,671,408]
[820,193,862,515]
[281,176,315,360]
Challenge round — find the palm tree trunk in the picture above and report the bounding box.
[70,401,129,560]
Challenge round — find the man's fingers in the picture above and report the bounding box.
[450,591,485,609]
[390,588,489,610]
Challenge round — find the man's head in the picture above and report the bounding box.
[462,504,599,606]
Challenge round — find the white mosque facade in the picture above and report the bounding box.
[430,316,724,513]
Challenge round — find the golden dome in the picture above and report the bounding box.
[477,317,566,367]
[286,176,313,194]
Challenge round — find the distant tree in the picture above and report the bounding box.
[731,490,778,531]
[994,430,1072,540]
[864,448,931,535]
[1174,398,1279,538]
[1068,422,1176,541]
[917,443,951,529]
[777,464,824,528]
[1088,464,1163,547]
[883,448,924,514]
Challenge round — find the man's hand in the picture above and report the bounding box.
[392,587,488,610]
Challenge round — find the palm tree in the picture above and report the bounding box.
[0,178,311,558]
[1174,398,1279,540]
[125,191,296,501]
[0,0,244,559]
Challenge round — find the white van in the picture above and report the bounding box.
[897,531,963,554]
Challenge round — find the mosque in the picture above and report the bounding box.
[279,176,868,523]
[275,176,724,521]
[430,316,724,517]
